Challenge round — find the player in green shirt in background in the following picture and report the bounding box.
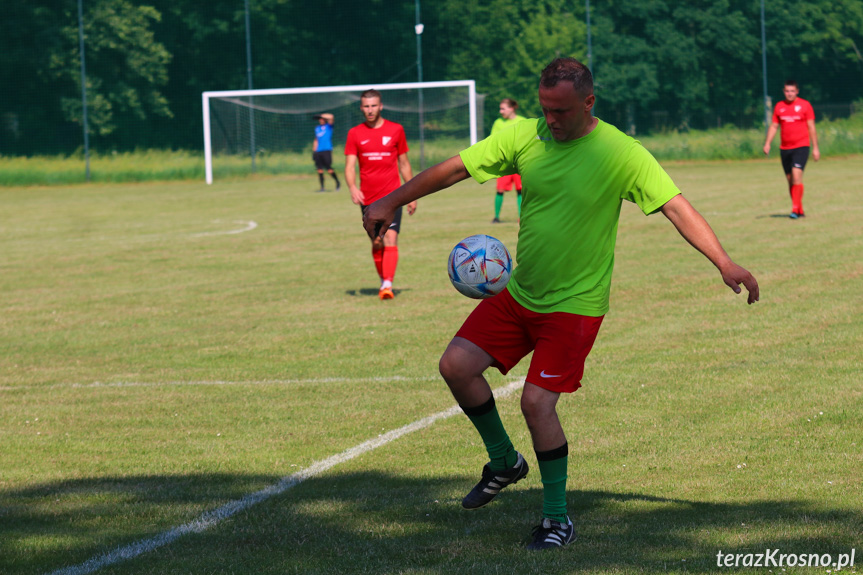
[363,58,759,551]
[490,98,527,223]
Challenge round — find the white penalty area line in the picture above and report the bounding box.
[45,379,525,575]
[191,220,257,237]
[12,220,260,245]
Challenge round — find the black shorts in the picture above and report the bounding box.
[313,150,332,170]
[780,147,809,175]
[360,204,403,235]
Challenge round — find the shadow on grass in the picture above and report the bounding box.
[2,472,860,574]
[345,288,410,297]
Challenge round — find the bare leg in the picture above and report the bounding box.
[439,337,494,407]
[382,228,398,248]
[521,382,565,451]
[790,167,804,187]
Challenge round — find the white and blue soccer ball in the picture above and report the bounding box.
[447,234,512,299]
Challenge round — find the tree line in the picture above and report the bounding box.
[2,0,861,155]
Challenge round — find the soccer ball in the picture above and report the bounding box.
[447,234,512,299]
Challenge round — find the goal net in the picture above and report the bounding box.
[202,80,481,184]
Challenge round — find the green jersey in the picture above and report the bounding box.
[491,114,527,136]
[459,118,681,316]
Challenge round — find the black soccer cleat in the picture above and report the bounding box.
[527,516,576,550]
[462,452,529,509]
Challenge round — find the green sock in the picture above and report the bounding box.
[516,191,522,216]
[536,443,569,523]
[494,193,504,219]
[461,397,517,471]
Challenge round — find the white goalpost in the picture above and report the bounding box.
[202,80,480,184]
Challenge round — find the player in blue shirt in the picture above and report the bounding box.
[313,113,340,192]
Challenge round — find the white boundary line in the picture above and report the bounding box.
[3,220,258,247]
[45,379,524,575]
[191,220,257,237]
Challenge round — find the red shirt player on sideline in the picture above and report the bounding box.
[763,80,820,218]
[344,90,415,300]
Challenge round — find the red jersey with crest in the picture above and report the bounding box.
[345,120,410,205]
[772,97,815,149]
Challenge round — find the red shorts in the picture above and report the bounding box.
[455,289,604,393]
[496,174,522,192]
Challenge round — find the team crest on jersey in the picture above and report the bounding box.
[382,136,391,145]
[795,105,801,112]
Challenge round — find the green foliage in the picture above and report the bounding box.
[52,0,171,136]
[1,0,861,153]
[507,9,587,116]
[439,0,586,122]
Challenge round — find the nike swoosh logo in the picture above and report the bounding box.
[360,139,370,145]
[539,371,561,378]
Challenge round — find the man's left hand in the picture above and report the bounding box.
[720,263,760,305]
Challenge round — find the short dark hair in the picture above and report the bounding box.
[540,58,593,95]
[784,79,798,88]
[360,89,382,101]
[501,98,518,109]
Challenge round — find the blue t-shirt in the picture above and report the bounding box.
[315,123,333,152]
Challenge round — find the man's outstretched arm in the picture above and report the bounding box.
[363,155,470,239]
[660,194,760,304]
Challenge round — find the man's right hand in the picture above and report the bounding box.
[363,199,394,240]
[358,156,471,239]
[350,187,365,206]
[762,143,770,155]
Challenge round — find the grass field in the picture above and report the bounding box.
[1,157,861,574]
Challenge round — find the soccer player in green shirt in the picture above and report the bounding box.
[490,98,527,223]
[363,58,759,550]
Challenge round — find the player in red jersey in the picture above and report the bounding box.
[345,90,416,300]
[763,80,820,219]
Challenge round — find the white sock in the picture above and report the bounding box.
[381,280,392,289]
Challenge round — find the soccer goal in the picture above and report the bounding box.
[202,80,481,184]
